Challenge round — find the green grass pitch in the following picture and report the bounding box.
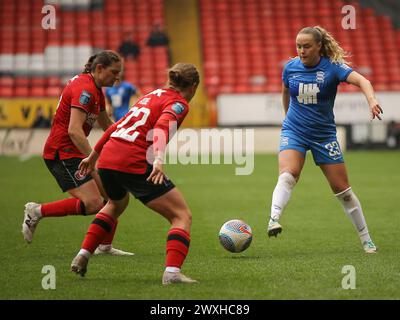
[1,151,399,299]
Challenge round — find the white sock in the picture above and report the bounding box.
[78,249,91,259]
[269,172,296,222]
[98,244,112,251]
[165,267,180,273]
[335,187,371,243]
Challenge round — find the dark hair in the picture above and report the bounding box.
[83,50,121,73]
[168,63,200,89]
[298,26,350,64]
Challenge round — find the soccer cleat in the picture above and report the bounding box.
[162,271,198,285]
[22,202,41,243]
[267,219,282,238]
[363,240,377,254]
[70,254,88,277]
[94,245,135,256]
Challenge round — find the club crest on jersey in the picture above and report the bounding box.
[316,71,325,84]
[79,91,92,105]
[74,170,86,181]
[172,103,185,114]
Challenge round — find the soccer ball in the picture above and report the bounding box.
[218,219,252,253]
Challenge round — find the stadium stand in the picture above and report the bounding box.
[0,0,169,97]
[0,0,399,99]
[199,0,400,96]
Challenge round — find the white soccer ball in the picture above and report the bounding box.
[218,219,252,253]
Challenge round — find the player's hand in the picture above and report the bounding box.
[79,157,95,176]
[147,158,165,185]
[369,99,383,121]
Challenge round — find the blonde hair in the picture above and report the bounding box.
[168,63,200,89]
[298,26,351,64]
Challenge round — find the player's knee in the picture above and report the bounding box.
[175,209,192,228]
[278,172,297,188]
[83,198,104,214]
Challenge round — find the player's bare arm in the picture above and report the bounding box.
[68,108,92,156]
[105,96,114,119]
[97,110,114,131]
[79,150,99,176]
[346,71,383,120]
[282,84,290,115]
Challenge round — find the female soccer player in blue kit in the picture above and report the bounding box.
[267,26,383,253]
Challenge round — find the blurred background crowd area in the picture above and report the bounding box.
[0,0,399,149]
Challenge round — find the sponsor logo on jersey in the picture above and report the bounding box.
[74,170,86,181]
[172,103,185,114]
[79,91,92,105]
[316,71,325,84]
[297,83,320,104]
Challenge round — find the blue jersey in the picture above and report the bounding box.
[105,81,138,121]
[282,56,353,140]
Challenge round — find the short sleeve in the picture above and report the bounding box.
[162,101,189,126]
[333,62,353,82]
[282,63,289,88]
[70,85,96,113]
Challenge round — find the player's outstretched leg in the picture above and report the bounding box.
[335,187,377,254]
[162,228,198,285]
[22,202,42,243]
[145,188,198,285]
[267,172,296,238]
[71,211,118,277]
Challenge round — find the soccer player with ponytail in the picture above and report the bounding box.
[71,63,200,284]
[22,50,133,256]
[267,26,383,253]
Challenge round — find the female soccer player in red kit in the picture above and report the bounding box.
[70,63,200,285]
[22,51,133,256]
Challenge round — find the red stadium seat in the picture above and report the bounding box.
[199,0,400,95]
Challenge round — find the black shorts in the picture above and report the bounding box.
[98,166,175,204]
[44,156,92,192]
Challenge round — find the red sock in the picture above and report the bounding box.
[41,198,84,217]
[165,228,190,268]
[101,219,118,245]
[81,212,116,253]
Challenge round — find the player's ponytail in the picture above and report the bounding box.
[168,63,200,89]
[83,54,98,73]
[82,50,121,74]
[299,26,351,64]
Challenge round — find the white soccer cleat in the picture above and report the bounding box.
[22,202,41,243]
[363,240,377,254]
[71,254,88,277]
[94,245,135,256]
[162,271,198,285]
[267,219,282,238]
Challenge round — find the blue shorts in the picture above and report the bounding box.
[279,130,344,165]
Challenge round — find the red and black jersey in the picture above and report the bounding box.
[43,73,105,160]
[97,88,189,174]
